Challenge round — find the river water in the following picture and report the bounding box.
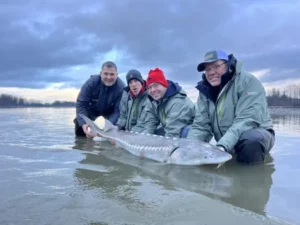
[0,108,299,225]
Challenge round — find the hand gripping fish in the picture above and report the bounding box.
[79,114,232,166]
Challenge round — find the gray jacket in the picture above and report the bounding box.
[141,80,195,137]
[187,56,273,152]
[116,87,151,132]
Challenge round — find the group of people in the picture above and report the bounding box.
[74,49,275,165]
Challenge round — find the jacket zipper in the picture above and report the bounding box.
[126,96,135,130]
[214,99,223,137]
[214,78,235,137]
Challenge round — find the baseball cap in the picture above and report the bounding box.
[197,50,229,72]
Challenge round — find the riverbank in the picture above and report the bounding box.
[269,106,300,115]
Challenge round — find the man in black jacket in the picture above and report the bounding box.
[74,61,125,138]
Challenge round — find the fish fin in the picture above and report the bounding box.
[217,163,224,169]
[110,139,116,145]
[79,114,104,135]
[104,119,118,132]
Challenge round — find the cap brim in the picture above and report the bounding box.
[197,59,219,72]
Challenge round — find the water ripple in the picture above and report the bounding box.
[24,168,72,177]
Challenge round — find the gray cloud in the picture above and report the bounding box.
[0,0,299,88]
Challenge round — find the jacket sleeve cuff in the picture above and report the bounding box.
[217,132,239,153]
[216,144,228,152]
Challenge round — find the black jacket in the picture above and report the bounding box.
[76,75,125,126]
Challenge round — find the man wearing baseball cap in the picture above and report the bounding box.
[187,50,275,164]
[138,67,194,138]
[116,69,150,132]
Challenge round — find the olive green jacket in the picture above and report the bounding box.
[141,81,195,138]
[187,59,273,152]
[116,89,150,132]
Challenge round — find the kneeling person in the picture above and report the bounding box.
[74,61,125,138]
[141,68,195,138]
[187,50,275,164]
[116,69,150,132]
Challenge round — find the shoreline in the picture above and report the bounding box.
[269,106,300,115]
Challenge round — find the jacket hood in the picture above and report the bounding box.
[164,80,182,98]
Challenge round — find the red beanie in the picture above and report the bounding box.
[146,68,168,88]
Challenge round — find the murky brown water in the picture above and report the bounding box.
[0,108,299,225]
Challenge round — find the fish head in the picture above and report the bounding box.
[168,142,232,166]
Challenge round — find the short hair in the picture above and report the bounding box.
[101,61,117,70]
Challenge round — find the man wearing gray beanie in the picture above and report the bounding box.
[116,69,151,132]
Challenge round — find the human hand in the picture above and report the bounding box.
[82,124,97,138]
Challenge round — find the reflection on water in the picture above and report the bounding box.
[0,108,299,225]
[72,138,275,217]
[270,108,300,135]
[272,114,300,134]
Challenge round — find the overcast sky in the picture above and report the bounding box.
[0,0,299,102]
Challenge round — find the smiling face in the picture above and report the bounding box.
[129,79,143,96]
[100,66,118,86]
[147,82,167,101]
[204,60,228,86]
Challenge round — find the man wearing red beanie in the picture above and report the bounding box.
[137,67,195,138]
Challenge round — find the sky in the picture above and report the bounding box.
[0,0,299,103]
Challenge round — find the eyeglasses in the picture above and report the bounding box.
[204,61,227,73]
[147,83,159,91]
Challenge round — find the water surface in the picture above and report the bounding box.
[0,108,299,225]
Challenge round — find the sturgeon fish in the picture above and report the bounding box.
[79,114,232,166]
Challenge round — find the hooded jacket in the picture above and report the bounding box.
[116,82,151,132]
[187,55,273,152]
[142,80,195,138]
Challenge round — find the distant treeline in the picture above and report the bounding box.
[267,84,300,108]
[1,84,300,108]
[0,94,75,107]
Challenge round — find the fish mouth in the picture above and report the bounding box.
[168,147,232,166]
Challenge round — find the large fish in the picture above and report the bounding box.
[79,114,232,166]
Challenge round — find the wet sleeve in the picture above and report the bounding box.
[187,94,213,142]
[164,99,195,138]
[142,102,160,134]
[106,90,123,125]
[131,100,149,133]
[116,91,128,129]
[217,76,268,152]
[76,78,93,127]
